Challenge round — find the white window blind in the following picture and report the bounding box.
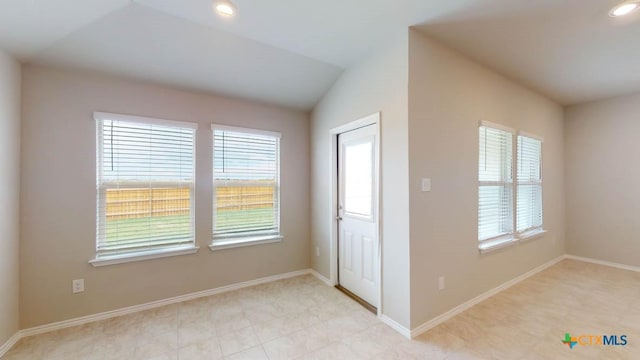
[478,125,514,245]
[95,113,196,258]
[517,135,543,234]
[212,125,280,241]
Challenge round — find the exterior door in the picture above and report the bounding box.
[337,124,379,307]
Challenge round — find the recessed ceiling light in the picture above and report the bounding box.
[610,1,640,17]
[214,0,237,17]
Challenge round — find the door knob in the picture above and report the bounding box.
[336,216,343,221]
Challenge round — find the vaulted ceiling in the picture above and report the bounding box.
[1,0,639,109]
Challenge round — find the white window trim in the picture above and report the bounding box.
[517,130,544,143]
[92,112,198,265]
[210,123,281,139]
[209,235,283,251]
[90,244,199,267]
[478,123,546,253]
[518,228,547,242]
[210,124,282,249]
[94,112,198,129]
[479,120,516,134]
[479,236,518,254]
[478,123,516,251]
[516,132,544,237]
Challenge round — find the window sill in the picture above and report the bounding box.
[479,237,518,254]
[479,229,547,254]
[518,229,547,242]
[89,245,199,267]
[209,235,283,251]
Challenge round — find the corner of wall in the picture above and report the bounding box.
[562,92,640,267]
[0,48,21,348]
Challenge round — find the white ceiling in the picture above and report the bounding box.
[1,0,640,109]
[33,4,342,110]
[133,0,476,68]
[0,0,130,58]
[416,0,640,105]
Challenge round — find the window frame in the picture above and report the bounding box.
[478,121,546,254]
[210,124,282,251]
[478,121,517,252]
[516,131,545,240]
[90,112,199,267]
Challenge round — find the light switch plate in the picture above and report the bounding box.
[421,178,431,192]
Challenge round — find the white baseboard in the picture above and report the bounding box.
[565,254,640,273]
[20,268,311,338]
[310,269,333,287]
[379,314,411,339]
[0,331,21,358]
[7,253,637,354]
[410,255,565,338]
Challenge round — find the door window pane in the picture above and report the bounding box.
[344,141,373,216]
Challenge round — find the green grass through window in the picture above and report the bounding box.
[105,208,276,244]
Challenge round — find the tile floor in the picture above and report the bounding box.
[3,259,640,359]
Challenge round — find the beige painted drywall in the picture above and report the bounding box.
[311,31,411,327]
[408,29,565,328]
[565,93,640,267]
[0,49,21,345]
[19,65,310,328]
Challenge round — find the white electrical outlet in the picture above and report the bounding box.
[315,247,320,257]
[72,279,85,294]
[438,276,445,290]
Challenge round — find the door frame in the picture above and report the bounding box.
[329,112,381,315]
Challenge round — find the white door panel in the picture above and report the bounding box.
[338,124,378,307]
[343,231,353,271]
[362,236,374,282]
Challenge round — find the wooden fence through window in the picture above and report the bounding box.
[106,185,275,221]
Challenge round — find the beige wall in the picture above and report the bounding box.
[311,31,411,327]
[0,49,21,345]
[565,93,640,267]
[20,65,310,328]
[408,30,565,328]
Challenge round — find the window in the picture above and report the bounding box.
[478,124,514,250]
[344,141,373,217]
[93,112,197,265]
[478,122,545,253]
[211,125,281,249]
[517,135,543,236]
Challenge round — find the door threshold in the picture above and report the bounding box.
[335,284,377,314]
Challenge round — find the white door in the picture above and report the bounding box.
[337,124,379,307]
